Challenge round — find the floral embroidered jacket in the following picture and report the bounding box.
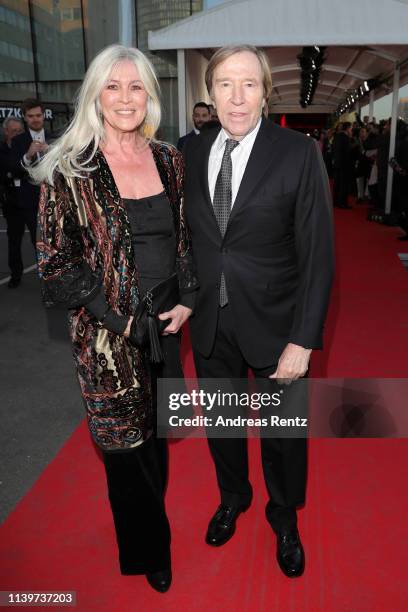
[37,142,198,452]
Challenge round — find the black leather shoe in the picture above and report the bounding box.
[276,527,305,577]
[206,503,249,547]
[146,569,172,593]
[8,277,21,289]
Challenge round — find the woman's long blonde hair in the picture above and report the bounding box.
[30,44,161,185]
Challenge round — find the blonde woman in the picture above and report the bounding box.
[32,45,198,592]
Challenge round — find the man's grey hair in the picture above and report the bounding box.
[3,116,24,129]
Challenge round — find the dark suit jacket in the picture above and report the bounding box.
[333,131,352,172]
[9,130,51,210]
[177,130,197,152]
[0,141,18,214]
[184,118,334,367]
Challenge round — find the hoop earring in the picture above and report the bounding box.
[142,122,155,139]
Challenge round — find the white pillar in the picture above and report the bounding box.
[177,49,187,138]
[385,63,400,215]
[119,0,135,46]
[369,90,375,121]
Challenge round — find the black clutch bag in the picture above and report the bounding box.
[129,273,180,363]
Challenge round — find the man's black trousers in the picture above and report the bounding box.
[193,304,307,533]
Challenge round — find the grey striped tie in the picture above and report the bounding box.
[213,138,239,306]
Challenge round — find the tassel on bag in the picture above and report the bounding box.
[148,313,164,363]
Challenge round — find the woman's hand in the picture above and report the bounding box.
[159,305,192,335]
[123,316,134,338]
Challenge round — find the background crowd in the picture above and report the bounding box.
[1,99,408,292]
[315,115,408,240]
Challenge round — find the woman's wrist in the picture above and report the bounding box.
[124,316,134,338]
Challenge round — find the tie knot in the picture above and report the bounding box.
[224,138,239,155]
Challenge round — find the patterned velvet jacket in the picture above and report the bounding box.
[37,142,198,452]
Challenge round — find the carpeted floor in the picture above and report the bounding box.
[0,203,407,611]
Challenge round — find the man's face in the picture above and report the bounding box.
[24,106,44,131]
[192,106,210,130]
[360,128,367,141]
[4,120,24,145]
[346,126,353,137]
[211,51,265,140]
[99,60,148,135]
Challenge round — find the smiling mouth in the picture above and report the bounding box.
[115,110,136,114]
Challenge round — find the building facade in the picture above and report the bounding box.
[0,0,203,141]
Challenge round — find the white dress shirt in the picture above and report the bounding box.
[29,128,45,143]
[23,128,46,165]
[208,117,262,207]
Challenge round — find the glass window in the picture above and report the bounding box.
[159,77,179,145]
[135,1,203,142]
[31,0,85,80]
[37,80,81,105]
[61,8,73,21]
[0,1,35,82]
[0,81,36,102]
[82,0,120,63]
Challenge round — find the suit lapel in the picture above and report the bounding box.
[198,128,219,211]
[227,119,281,229]
[193,128,224,241]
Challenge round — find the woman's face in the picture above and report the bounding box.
[99,60,148,134]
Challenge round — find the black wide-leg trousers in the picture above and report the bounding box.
[193,305,307,533]
[101,334,182,575]
[103,435,171,575]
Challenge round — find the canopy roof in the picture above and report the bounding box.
[149,0,408,112]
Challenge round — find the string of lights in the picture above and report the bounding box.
[335,78,379,117]
[297,46,327,108]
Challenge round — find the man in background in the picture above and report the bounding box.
[9,99,51,282]
[177,101,210,151]
[333,121,353,209]
[0,117,25,288]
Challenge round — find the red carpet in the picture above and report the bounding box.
[1,204,408,611]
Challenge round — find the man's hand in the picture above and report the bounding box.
[26,142,48,160]
[269,343,312,384]
[159,304,192,335]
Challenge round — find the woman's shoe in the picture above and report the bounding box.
[146,569,172,593]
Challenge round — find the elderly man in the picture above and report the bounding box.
[183,45,334,577]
